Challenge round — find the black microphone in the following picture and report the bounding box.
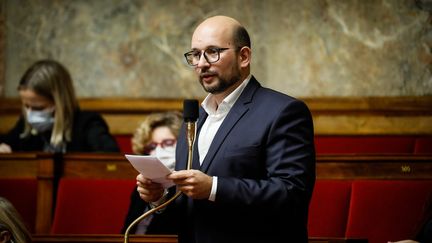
[183,99,199,122]
[183,99,199,170]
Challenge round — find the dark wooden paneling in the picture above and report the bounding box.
[31,234,367,243]
[1,97,432,135]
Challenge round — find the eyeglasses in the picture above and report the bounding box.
[143,139,176,154]
[184,47,230,66]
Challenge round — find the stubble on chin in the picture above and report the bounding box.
[200,77,219,94]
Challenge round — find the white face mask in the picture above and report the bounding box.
[154,145,176,171]
[26,107,55,133]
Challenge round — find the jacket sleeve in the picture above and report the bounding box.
[216,99,316,210]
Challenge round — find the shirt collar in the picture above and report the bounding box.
[202,74,252,115]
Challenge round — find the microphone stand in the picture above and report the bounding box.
[123,119,196,243]
[123,190,181,243]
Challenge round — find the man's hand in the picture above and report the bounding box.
[136,174,164,202]
[167,170,212,199]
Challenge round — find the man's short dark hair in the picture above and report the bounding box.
[233,25,251,49]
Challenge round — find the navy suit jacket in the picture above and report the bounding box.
[172,76,316,243]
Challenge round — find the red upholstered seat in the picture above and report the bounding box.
[0,179,37,233]
[315,135,417,154]
[114,135,133,154]
[51,178,135,234]
[414,137,432,154]
[117,134,428,155]
[345,180,432,243]
[308,180,352,237]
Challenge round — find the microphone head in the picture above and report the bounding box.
[183,99,199,122]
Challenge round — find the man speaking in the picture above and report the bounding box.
[136,15,316,243]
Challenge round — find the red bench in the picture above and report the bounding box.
[116,135,432,155]
[0,178,38,233]
[309,180,432,243]
[51,178,136,234]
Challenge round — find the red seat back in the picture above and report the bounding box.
[114,135,133,154]
[51,178,135,234]
[345,180,432,243]
[308,180,352,237]
[315,136,416,154]
[0,179,37,233]
[414,137,432,154]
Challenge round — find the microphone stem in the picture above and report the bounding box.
[186,122,195,170]
[123,191,182,243]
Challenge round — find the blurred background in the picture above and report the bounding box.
[1,0,431,99]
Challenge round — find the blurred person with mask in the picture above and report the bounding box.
[122,111,182,234]
[0,59,119,153]
[0,197,31,243]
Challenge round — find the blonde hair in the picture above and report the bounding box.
[0,197,31,243]
[18,59,79,148]
[132,111,182,155]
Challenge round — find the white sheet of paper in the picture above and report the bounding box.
[125,154,174,188]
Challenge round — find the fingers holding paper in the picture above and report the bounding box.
[136,174,165,202]
[167,170,212,200]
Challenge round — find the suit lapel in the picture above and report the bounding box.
[192,107,208,169]
[199,77,261,173]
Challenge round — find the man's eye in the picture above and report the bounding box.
[206,49,217,55]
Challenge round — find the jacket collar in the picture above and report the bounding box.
[195,76,261,172]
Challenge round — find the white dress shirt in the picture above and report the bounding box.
[198,74,251,201]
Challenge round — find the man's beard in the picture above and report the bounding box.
[199,68,242,94]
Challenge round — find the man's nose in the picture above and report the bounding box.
[196,53,210,68]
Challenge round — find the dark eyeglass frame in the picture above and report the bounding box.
[143,138,176,154]
[184,47,230,66]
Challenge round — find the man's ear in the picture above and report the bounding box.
[238,46,251,68]
[0,230,11,243]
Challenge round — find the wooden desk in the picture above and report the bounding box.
[3,152,432,235]
[32,234,367,243]
[61,153,432,180]
[32,234,177,243]
[0,153,56,233]
[61,153,136,179]
[317,154,432,179]
[309,238,367,243]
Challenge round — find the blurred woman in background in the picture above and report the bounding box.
[0,59,119,153]
[122,111,182,234]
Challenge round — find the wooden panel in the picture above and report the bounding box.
[36,156,55,234]
[79,98,184,113]
[0,0,5,97]
[314,115,432,135]
[2,153,431,181]
[0,153,39,178]
[102,114,146,135]
[304,96,432,114]
[61,153,137,179]
[0,153,55,234]
[61,153,432,180]
[316,155,432,179]
[31,235,366,243]
[1,97,432,135]
[32,234,178,243]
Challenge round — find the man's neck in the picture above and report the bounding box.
[213,73,250,105]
